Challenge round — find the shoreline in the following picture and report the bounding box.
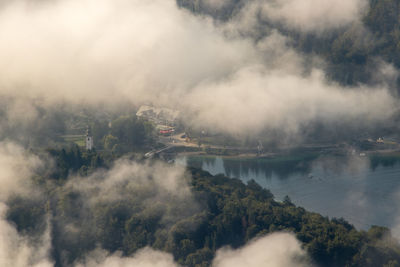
[173,146,400,160]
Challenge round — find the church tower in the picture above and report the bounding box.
[86,126,93,150]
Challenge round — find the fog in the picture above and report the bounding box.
[0,142,52,267]
[0,0,399,265]
[0,203,52,267]
[0,141,311,267]
[260,0,368,33]
[76,248,180,267]
[63,159,198,225]
[76,232,308,267]
[212,232,310,267]
[0,142,193,267]
[0,142,43,199]
[0,0,396,138]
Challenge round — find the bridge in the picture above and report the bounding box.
[144,145,175,158]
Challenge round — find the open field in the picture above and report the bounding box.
[61,135,85,147]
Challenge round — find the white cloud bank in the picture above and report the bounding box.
[77,232,309,267]
[0,203,52,267]
[0,0,395,137]
[0,142,43,200]
[0,142,52,267]
[212,232,309,267]
[259,0,368,33]
[76,247,180,267]
[0,142,309,267]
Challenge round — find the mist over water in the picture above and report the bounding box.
[177,155,400,230]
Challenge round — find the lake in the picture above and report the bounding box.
[176,154,400,231]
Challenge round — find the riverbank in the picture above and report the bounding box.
[171,142,400,161]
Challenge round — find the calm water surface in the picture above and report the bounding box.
[176,154,400,230]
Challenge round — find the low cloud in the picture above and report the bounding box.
[203,0,233,10]
[76,247,179,267]
[0,143,195,267]
[0,142,52,267]
[185,67,396,135]
[0,0,254,105]
[212,232,310,267]
[0,141,311,267]
[77,232,309,267]
[67,159,192,206]
[260,0,368,33]
[0,142,43,200]
[0,0,395,138]
[0,203,52,267]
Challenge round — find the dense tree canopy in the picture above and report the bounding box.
[7,149,400,267]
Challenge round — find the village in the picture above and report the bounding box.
[63,104,400,162]
[134,105,400,161]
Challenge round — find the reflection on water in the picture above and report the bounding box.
[176,154,400,230]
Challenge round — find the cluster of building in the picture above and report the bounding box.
[136,105,180,136]
[82,105,181,151]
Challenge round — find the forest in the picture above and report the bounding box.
[5,146,400,267]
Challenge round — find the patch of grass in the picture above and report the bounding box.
[61,135,85,147]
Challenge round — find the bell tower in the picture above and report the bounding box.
[86,126,93,150]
